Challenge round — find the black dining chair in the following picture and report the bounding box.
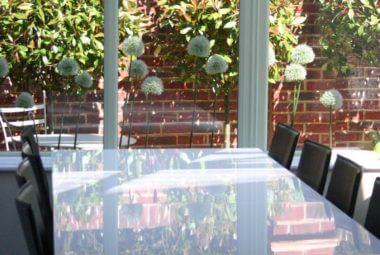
[15,181,52,255]
[268,122,300,169]
[365,177,380,239]
[16,155,52,211]
[21,126,40,159]
[326,155,362,217]
[296,139,331,194]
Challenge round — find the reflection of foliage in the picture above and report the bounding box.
[268,179,293,218]
[121,184,237,254]
[122,204,143,223]
[318,0,379,75]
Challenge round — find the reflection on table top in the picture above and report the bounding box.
[52,148,380,255]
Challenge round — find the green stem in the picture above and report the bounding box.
[120,55,134,148]
[224,84,231,148]
[73,93,85,149]
[145,95,152,148]
[291,82,301,127]
[329,106,333,148]
[57,89,69,149]
[210,79,219,148]
[189,59,199,148]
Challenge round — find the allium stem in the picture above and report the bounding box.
[57,91,69,149]
[126,90,135,148]
[145,95,152,148]
[210,84,218,148]
[119,56,134,148]
[329,106,333,148]
[189,59,199,148]
[73,93,85,149]
[291,82,301,127]
[224,87,231,148]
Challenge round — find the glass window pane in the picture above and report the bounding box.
[118,0,240,149]
[269,0,379,151]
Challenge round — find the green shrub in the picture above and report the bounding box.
[319,0,379,75]
[155,0,305,85]
[0,0,150,92]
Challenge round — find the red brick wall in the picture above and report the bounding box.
[270,0,380,149]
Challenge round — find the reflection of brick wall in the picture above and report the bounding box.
[270,0,380,148]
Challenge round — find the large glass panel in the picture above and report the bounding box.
[118,0,240,149]
[0,1,105,151]
[269,0,379,152]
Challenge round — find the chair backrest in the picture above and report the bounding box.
[296,139,331,194]
[0,90,47,151]
[365,177,380,239]
[268,122,300,169]
[16,155,52,212]
[21,126,40,158]
[326,155,362,217]
[15,181,51,255]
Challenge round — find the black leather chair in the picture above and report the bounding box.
[15,182,52,255]
[296,140,331,194]
[365,177,380,239]
[21,126,40,159]
[268,122,300,169]
[326,155,362,217]
[16,155,52,211]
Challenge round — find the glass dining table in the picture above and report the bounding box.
[52,148,380,255]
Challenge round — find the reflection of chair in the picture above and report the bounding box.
[0,91,47,151]
[15,181,52,255]
[268,123,299,170]
[365,177,380,239]
[296,140,331,194]
[326,155,362,217]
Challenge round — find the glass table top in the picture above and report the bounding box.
[52,148,380,255]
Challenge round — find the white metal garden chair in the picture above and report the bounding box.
[0,91,47,151]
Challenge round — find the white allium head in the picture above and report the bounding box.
[75,72,93,88]
[130,59,148,80]
[121,36,144,57]
[0,57,9,78]
[291,44,315,65]
[15,92,34,108]
[141,76,164,96]
[187,35,211,58]
[268,47,276,66]
[320,89,343,109]
[205,54,228,75]
[284,64,307,82]
[57,58,80,76]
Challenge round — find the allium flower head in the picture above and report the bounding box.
[0,57,9,78]
[121,36,144,57]
[130,59,148,79]
[284,64,307,82]
[268,47,276,66]
[205,54,228,75]
[15,92,34,108]
[187,35,210,58]
[58,58,80,76]
[320,89,343,109]
[291,44,315,65]
[141,76,164,96]
[75,72,93,88]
